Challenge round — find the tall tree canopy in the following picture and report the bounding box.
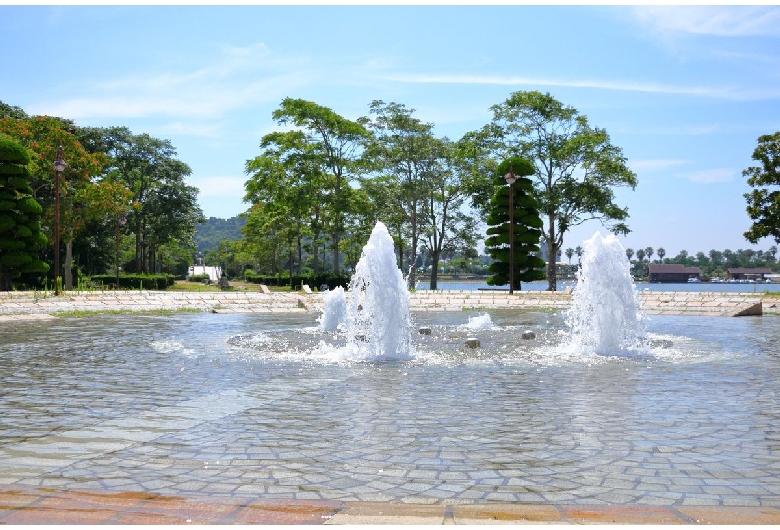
[270,98,369,275]
[86,127,203,274]
[744,132,780,244]
[486,91,637,290]
[364,100,438,286]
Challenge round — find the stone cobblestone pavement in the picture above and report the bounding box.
[0,287,770,317]
[3,486,780,524]
[1,288,778,524]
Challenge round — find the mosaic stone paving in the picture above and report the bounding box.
[2,311,780,508]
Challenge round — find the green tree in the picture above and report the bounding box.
[0,136,48,290]
[421,137,482,290]
[625,248,634,262]
[485,91,638,290]
[645,246,654,263]
[93,128,202,273]
[364,100,438,286]
[484,157,546,290]
[657,247,666,262]
[271,98,369,274]
[744,132,780,244]
[245,130,327,275]
[0,116,109,288]
[635,248,646,262]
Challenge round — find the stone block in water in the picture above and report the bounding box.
[521,330,536,340]
[465,337,480,348]
[419,326,432,335]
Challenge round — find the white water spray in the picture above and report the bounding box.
[319,286,347,331]
[565,231,646,356]
[343,222,413,361]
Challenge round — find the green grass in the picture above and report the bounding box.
[53,308,203,318]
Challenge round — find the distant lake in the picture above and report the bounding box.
[414,280,780,293]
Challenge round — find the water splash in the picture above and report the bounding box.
[319,286,347,332]
[342,221,413,361]
[564,231,647,356]
[458,313,494,330]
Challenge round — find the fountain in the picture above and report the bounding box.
[341,221,413,361]
[564,231,647,356]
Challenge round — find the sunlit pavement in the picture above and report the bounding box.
[0,289,769,317]
[3,486,780,524]
[2,292,778,524]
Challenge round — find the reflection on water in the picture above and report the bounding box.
[2,311,780,505]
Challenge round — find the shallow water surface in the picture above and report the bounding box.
[1,310,779,505]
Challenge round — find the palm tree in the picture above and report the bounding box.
[645,247,654,263]
[625,248,634,262]
[657,247,666,262]
[636,248,646,262]
[565,248,574,265]
[575,246,583,265]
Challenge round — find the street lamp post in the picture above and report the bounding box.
[52,146,66,296]
[504,165,517,295]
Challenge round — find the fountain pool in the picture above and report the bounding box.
[1,309,780,506]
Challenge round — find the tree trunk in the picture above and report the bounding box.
[64,239,73,290]
[429,251,440,290]
[546,214,557,291]
[0,265,12,291]
[332,232,339,275]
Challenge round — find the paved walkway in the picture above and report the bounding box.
[3,486,780,524]
[0,288,771,318]
[1,287,777,524]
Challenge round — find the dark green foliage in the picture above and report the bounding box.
[244,270,351,290]
[744,132,780,244]
[484,157,546,289]
[187,273,211,282]
[89,273,175,290]
[0,137,30,165]
[0,136,49,290]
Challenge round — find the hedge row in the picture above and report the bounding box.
[89,274,176,290]
[243,271,351,291]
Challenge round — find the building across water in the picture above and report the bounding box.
[648,263,701,283]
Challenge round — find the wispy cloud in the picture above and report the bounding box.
[675,168,736,184]
[33,43,312,125]
[630,159,688,173]
[381,73,777,101]
[189,176,247,199]
[631,6,780,38]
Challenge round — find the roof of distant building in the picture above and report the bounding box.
[648,263,701,274]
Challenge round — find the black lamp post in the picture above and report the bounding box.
[504,165,517,295]
[52,146,66,296]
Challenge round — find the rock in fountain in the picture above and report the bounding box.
[565,231,647,356]
[343,221,413,361]
[319,286,347,331]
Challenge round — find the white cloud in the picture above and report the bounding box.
[631,6,780,38]
[32,43,312,124]
[189,176,247,199]
[381,73,777,101]
[630,159,687,173]
[675,168,736,184]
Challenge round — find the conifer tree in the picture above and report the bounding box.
[484,157,546,290]
[0,136,49,290]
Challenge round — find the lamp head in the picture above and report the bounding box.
[53,146,67,172]
[504,166,517,186]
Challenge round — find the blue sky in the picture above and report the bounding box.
[2,5,780,257]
